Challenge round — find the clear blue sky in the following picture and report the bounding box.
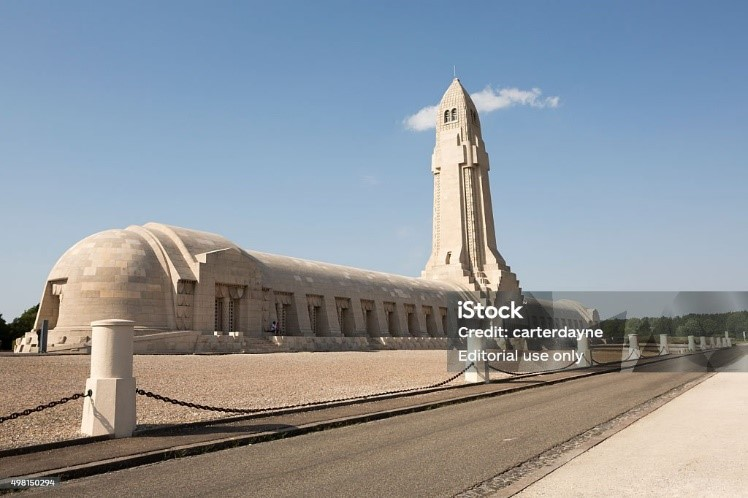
[1,1,746,320]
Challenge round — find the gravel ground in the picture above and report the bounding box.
[0,351,465,450]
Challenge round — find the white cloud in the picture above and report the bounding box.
[402,104,439,132]
[362,175,380,186]
[472,86,560,112]
[403,85,560,131]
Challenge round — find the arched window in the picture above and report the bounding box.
[444,110,450,123]
[451,108,457,121]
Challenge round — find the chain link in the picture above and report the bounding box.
[589,347,637,366]
[0,390,92,424]
[136,363,475,415]
[620,349,637,362]
[487,357,581,376]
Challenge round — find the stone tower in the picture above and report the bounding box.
[422,79,520,296]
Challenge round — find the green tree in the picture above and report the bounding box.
[2,305,39,351]
[726,313,748,334]
[682,318,702,337]
[697,316,719,336]
[599,318,625,343]
[675,324,688,337]
[624,317,641,337]
[652,317,674,336]
[0,314,9,350]
[636,317,652,336]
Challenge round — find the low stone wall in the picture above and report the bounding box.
[271,336,450,352]
[14,329,454,354]
[14,329,728,356]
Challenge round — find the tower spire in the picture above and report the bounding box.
[422,79,520,294]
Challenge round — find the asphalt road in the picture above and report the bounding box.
[31,368,710,498]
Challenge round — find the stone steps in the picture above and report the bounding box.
[240,337,282,354]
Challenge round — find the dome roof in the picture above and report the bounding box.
[49,228,173,330]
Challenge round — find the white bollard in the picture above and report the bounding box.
[688,335,696,352]
[709,336,716,349]
[81,319,136,438]
[725,331,732,348]
[626,334,641,361]
[464,335,487,383]
[700,336,707,351]
[659,334,669,355]
[577,335,591,367]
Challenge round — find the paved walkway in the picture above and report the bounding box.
[515,368,748,497]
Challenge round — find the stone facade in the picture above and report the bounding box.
[422,79,520,296]
[14,79,595,354]
[15,221,469,353]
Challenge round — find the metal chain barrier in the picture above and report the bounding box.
[590,354,605,366]
[136,363,475,415]
[590,348,611,366]
[0,390,92,424]
[487,357,580,376]
[487,345,652,374]
[620,349,637,362]
[640,349,660,358]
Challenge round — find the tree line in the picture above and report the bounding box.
[0,305,39,350]
[599,311,748,343]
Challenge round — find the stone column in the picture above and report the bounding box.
[221,297,230,332]
[626,334,641,361]
[414,310,427,338]
[288,295,308,336]
[577,335,591,367]
[395,302,410,338]
[324,296,343,337]
[659,334,669,355]
[81,319,136,438]
[351,300,366,336]
[373,302,389,337]
[688,335,696,352]
[700,336,707,350]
